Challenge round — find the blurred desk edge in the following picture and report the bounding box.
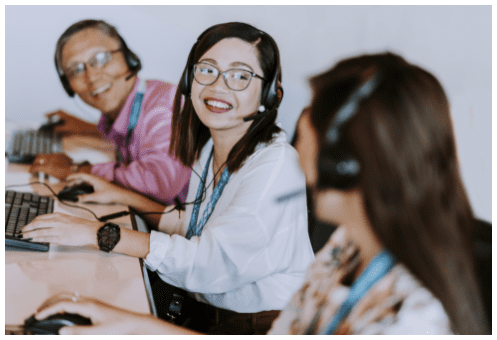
[131,209,157,317]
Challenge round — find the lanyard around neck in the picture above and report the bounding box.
[116,79,146,164]
[126,79,146,145]
[185,148,231,240]
[322,249,397,335]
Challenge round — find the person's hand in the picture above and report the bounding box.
[21,213,102,246]
[35,292,154,335]
[46,110,100,136]
[66,173,132,205]
[29,153,74,180]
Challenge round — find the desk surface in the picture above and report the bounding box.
[5,133,154,325]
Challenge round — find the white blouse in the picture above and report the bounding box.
[145,132,314,313]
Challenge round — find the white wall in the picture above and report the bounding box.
[5,5,491,221]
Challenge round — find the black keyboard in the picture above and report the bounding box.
[6,129,62,164]
[5,190,53,252]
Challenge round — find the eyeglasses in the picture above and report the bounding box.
[63,50,122,79]
[193,62,266,91]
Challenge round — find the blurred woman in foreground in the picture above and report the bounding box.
[269,52,488,334]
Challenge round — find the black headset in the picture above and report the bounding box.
[318,72,381,190]
[179,30,283,119]
[55,36,141,97]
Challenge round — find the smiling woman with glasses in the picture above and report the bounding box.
[24,21,314,335]
[28,19,191,205]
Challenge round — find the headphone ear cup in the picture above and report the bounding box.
[262,70,282,111]
[179,42,198,96]
[55,55,75,97]
[118,37,141,73]
[126,52,139,68]
[317,140,360,190]
[179,66,191,96]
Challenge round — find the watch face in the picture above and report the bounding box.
[98,223,120,251]
[100,228,115,246]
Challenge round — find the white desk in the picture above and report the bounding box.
[5,132,156,326]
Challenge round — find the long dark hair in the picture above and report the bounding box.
[170,22,282,172]
[309,52,488,334]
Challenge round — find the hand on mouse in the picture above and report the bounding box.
[45,110,100,137]
[29,154,74,180]
[35,293,156,335]
[21,213,102,246]
[66,173,133,205]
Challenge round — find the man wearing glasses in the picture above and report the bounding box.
[29,19,191,205]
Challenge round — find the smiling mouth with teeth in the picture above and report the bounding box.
[204,98,233,113]
[92,83,112,96]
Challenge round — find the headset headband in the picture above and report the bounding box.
[326,71,381,144]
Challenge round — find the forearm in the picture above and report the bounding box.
[113,159,190,205]
[80,121,101,137]
[85,219,150,258]
[92,160,188,206]
[136,315,201,335]
[112,227,150,258]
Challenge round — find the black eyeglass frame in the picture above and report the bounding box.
[193,62,267,91]
[62,49,123,79]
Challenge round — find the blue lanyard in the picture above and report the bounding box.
[185,148,231,240]
[126,79,146,145]
[322,250,397,335]
[117,79,145,163]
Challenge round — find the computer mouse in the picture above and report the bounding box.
[57,182,94,202]
[24,313,92,335]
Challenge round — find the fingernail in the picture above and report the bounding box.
[59,327,71,335]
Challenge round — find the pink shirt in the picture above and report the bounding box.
[91,78,191,205]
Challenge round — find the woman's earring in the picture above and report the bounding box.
[258,105,266,112]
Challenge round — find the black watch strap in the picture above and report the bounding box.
[97,222,121,252]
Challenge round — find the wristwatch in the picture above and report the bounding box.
[97,222,121,252]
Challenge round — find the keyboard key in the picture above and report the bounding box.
[47,198,54,215]
[6,226,16,237]
[5,207,11,223]
[16,207,30,228]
